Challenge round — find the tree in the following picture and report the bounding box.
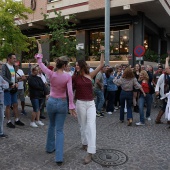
[0,0,32,59]
[43,10,77,61]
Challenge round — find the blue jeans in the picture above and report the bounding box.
[138,94,153,123]
[46,97,68,162]
[0,104,4,135]
[106,91,116,112]
[4,91,17,106]
[120,90,133,121]
[30,98,44,112]
[95,89,104,112]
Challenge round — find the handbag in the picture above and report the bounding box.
[149,83,155,94]
[10,87,18,94]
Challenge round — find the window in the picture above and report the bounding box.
[89,27,129,56]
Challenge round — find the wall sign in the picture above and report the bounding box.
[134,45,145,57]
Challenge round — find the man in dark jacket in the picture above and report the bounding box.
[1,53,24,128]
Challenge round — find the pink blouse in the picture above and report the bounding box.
[35,54,75,109]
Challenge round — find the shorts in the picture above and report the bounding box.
[4,91,18,106]
[30,98,44,112]
[17,89,25,102]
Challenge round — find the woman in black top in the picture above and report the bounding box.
[28,65,48,128]
[133,64,141,112]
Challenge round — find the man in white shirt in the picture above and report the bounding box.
[15,63,27,115]
[1,53,25,128]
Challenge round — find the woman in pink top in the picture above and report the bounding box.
[35,41,76,166]
[72,46,104,164]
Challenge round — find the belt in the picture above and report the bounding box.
[122,90,132,92]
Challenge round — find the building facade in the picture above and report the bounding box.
[17,0,170,66]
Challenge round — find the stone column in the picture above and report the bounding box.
[76,30,87,61]
[40,35,50,62]
[133,12,145,64]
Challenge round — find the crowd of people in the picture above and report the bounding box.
[0,41,170,165]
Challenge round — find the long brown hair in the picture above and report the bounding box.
[122,67,134,79]
[75,60,89,76]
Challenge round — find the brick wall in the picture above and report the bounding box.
[89,0,104,10]
[22,0,47,22]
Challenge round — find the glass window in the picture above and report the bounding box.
[110,31,119,54]
[90,30,104,56]
[120,29,129,53]
[89,27,129,56]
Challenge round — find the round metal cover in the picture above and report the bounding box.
[92,149,128,166]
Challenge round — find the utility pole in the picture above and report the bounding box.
[105,0,110,65]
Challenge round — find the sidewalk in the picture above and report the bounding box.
[0,104,170,170]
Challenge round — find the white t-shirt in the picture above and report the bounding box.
[16,69,24,89]
[6,63,15,84]
[63,70,74,76]
[38,73,47,84]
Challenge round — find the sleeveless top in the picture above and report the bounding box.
[72,75,94,101]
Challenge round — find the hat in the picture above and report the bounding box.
[58,56,69,62]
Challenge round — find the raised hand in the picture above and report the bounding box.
[36,40,42,54]
[100,45,105,52]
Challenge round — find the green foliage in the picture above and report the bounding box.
[43,10,77,61]
[0,0,32,59]
[144,49,158,62]
[22,37,37,63]
[144,49,168,64]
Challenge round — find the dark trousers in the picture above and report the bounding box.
[103,85,108,109]
[115,86,121,107]
[106,91,116,112]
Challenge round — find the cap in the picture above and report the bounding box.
[58,56,69,62]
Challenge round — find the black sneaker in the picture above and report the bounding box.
[96,112,100,117]
[0,134,8,138]
[99,113,104,117]
[40,115,46,119]
[7,122,15,128]
[15,120,25,126]
[56,162,63,166]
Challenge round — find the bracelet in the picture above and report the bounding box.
[100,50,105,54]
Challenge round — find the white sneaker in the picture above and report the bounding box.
[36,121,44,126]
[147,117,151,121]
[30,122,38,128]
[114,106,119,110]
[107,112,113,115]
[136,122,145,126]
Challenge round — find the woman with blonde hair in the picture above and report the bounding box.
[28,64,47,127]
[113,67,145,126]
[136,70,153,126]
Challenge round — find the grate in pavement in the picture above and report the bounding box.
[92,149,128,167]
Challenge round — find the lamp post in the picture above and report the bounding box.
[105,0,110,66]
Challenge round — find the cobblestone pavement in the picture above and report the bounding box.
[0,100,170,170]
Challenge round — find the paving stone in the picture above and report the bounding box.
[0,104,170,169]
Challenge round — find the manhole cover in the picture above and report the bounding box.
[92,149,128,166]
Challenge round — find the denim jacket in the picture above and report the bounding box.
[107,75,118,91]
